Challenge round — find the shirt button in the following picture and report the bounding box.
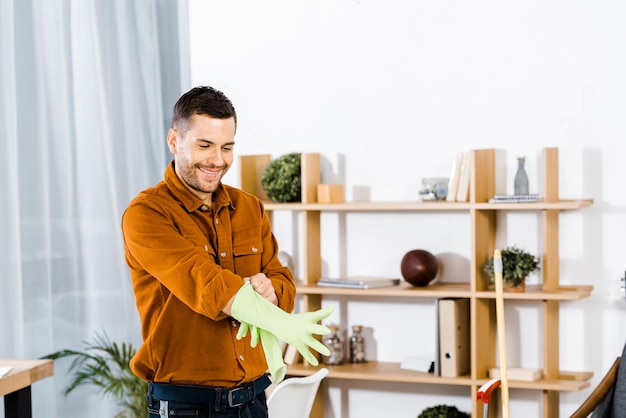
[201,205,209,211]
[220,252,227,258]
[215,218,220,224]
[252,246,258,253]
[231,321,237,327]
[239,355,244,361]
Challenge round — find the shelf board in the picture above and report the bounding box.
[296,281,471,298]
[499,378,591,392]
[287,362,472,386]
[286,362,591,392]
[263,199,593,212]
[474,199,593,210]
[475,285,594,300]
[296,282,594,301]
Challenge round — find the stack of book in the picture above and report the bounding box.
[316,277,401,289]
[488,194,541,203]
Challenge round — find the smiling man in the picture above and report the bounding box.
[121,86,332,418]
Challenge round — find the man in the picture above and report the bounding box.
[122,86,332,417]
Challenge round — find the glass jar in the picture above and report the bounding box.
[349,325,366,363]
[322,325,344,365]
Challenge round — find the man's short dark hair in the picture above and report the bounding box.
[171,86,237,131]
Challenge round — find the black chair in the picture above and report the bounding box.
[570,340,626,418]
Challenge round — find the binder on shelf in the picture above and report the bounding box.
[455,152,471,202]
[438,298,470,377]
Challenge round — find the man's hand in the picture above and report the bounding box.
[243,273,277,305]
[237,273,278,344]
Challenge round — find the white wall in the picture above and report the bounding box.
[188,1,626,416]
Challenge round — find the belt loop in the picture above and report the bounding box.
[159,400,169,418]
[248,383,254,403]
[214,387,223,412]
[147,382,154,404]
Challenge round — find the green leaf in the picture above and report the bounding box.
[42,331,148,417]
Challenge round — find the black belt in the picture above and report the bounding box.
[149,375,271,408]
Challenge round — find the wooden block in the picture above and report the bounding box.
[317,184,344,203]
[238,154,270,200]
[489,367,542,381]
[301,153,321,203]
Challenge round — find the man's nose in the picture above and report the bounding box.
[211,149,224,165]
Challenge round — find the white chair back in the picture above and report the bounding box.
[266,368,329,418]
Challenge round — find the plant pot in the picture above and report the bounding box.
[504,279,525,292]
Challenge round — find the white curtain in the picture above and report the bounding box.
[0,0,189,416]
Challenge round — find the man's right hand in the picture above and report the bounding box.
[243,273,277,305]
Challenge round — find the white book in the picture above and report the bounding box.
[445,152,464,202]
[317,276,401,289]
[455,152,471,202]
[400,355,435,373]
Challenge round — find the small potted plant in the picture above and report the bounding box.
[261,152,302,202]
[483,245,540,292]
[418,404,470,418]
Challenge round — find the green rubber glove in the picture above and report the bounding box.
[237,322,286,383]
[237,322,260,347]
[259,329,287,383]
[231,282,334,365]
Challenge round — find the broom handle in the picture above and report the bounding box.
[494,249,510,418]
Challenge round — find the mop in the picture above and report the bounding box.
[477,249,510,418]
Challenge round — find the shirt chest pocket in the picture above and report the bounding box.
[232,237,263,277]
[176,220,213,256]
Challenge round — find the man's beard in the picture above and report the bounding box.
[179,162,226,194]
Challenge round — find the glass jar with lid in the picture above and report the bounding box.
[322,324,344,365]
[349,325,366,363]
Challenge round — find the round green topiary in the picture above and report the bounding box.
[417,404,471,418]
[261,153,302,202]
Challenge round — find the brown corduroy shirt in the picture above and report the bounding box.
[121,162,295,387]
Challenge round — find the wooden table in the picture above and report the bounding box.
[0,359,54,418]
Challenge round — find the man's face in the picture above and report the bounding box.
[167,114,236,202]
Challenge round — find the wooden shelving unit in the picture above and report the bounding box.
[239,148,594,418]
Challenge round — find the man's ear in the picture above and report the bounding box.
[167,128,177,154]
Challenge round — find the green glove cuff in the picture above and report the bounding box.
[236,321,285,383]
[259,329,287,384]
[232,282,334,366]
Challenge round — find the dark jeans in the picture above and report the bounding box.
[147,392,268,418]
[146,376,270,418]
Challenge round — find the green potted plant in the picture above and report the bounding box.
[261,152,302,202]
[418,404,470,418]
[483,245,540,291]
[43,332,147,418]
